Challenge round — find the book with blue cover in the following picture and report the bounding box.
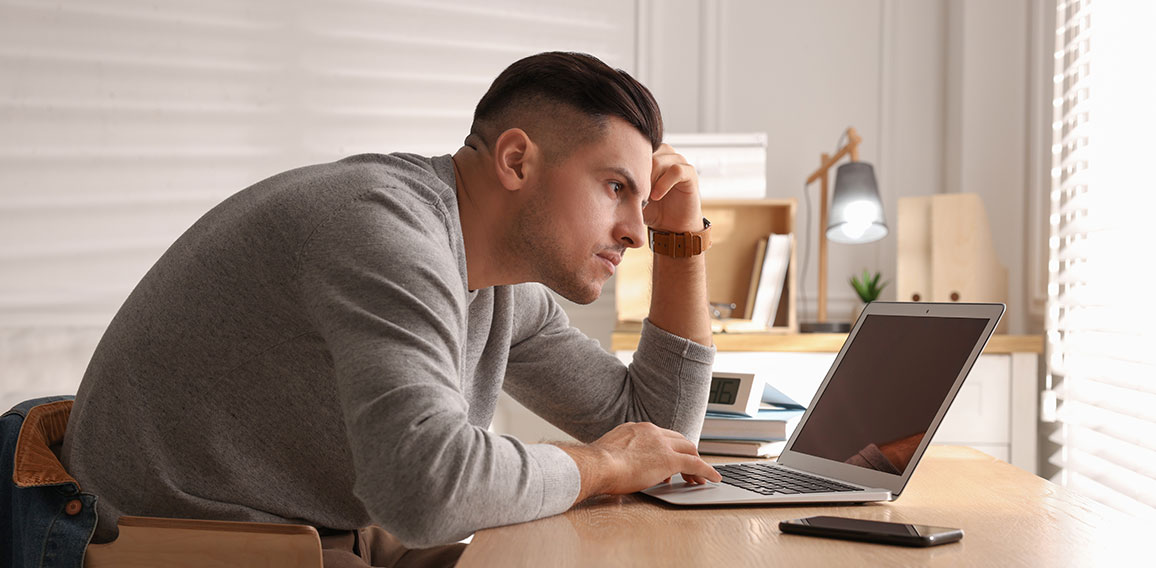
[700,408,805,441]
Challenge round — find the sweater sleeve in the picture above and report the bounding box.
[503,284,716,444]
[297,191,578,548]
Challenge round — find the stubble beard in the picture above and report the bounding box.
[508,190,604,305]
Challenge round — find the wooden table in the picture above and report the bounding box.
[458,446,1140,567]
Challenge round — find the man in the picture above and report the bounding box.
[62,51,721,566]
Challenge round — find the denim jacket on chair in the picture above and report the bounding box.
[2,396,98,568]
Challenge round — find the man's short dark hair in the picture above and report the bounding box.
[470,52,663,157]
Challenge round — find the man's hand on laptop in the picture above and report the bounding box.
[557,422,721,506]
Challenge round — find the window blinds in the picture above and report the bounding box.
[0,0,636,327]
[1047,0,1156,518]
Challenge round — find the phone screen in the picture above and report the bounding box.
[779,516,963,547]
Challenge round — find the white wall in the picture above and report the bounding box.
[635,0,1048,336]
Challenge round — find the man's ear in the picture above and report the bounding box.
[492,128,540,191]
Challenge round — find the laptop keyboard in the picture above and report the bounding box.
[715,463,860,495]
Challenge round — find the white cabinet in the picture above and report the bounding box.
[935,355,1011,459]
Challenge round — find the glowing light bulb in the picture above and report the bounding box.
[839,200,877,239]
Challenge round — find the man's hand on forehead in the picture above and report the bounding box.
[643,144,704,233]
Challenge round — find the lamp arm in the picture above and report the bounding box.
[804,127,863,185]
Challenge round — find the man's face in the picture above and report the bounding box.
[510,117,652,304]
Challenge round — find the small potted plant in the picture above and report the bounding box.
[850,269,887,323]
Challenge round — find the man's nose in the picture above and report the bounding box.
[616,204,646,249]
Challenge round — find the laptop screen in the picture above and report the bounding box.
[788,314,989,475]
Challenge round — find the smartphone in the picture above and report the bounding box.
[779,516,963,547]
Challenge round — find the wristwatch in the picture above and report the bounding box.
[648,217,712,257]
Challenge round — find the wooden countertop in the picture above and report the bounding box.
[611,325,1043,354]
[458,446,1136,567]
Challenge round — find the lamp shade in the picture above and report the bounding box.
[827,162,888,244]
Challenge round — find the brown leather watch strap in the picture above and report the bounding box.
[648,218,712,257]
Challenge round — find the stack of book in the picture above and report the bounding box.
[697,407,804,458]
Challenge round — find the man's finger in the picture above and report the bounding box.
[651,151,691,171]
[649,163,695,202]
[682,456,721,483]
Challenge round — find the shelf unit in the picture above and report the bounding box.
[615,198,798,332]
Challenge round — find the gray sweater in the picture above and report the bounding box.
[62,153,715,547]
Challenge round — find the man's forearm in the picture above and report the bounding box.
[646,253,712,346]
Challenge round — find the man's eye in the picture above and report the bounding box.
[610,181,624,194]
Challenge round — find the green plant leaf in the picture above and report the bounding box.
[850,269,887,302]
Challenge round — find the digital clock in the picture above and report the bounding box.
[706,372,765,417]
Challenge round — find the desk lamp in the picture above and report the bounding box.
[800,127,888,333]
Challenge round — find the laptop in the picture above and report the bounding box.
[643,301,1005,506]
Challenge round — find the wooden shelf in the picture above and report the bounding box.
[616,199,798,332]
[611,326,1043,354]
